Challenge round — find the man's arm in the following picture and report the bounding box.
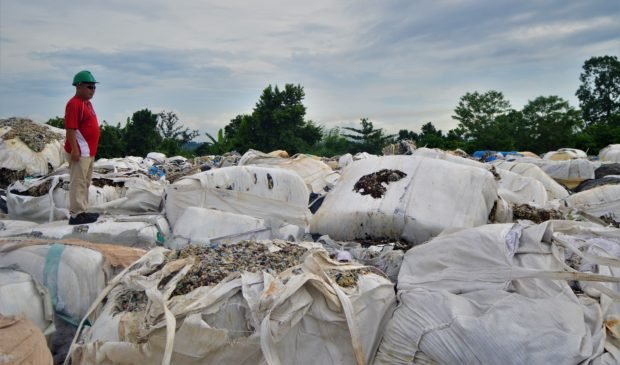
[66,128,80,161]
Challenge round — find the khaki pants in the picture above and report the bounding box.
[67,154,94,216]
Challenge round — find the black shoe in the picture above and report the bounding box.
[85,212,100,220]
[69,212,98,225]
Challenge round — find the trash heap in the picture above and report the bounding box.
[0,238,145,363]
[2,140,620,365]
[0,118,66,189]
[374,221,620,364]
[68,240,395,365]
[382,139,416,155]
[164,165,312,247]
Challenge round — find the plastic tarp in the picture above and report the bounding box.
[564,185,620,220]
[0,214,170,248]
[170,207,303,249]
[492,159,570,200]
[512,157,596,189]
[0,267,55,338]
[0,122,66,177]
[164,166,312,232]
[0,314,54,365]
[6,172,165,222]
[239,149,340,195]
[600,145,620,163]
[67,243,396,365]
[310,155,498,245]
[413,148,549,206]
[374,221,620,365]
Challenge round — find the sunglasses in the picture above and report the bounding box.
[82,84,96,90]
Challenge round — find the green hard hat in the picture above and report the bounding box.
[72,70,98,86]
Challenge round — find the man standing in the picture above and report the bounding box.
[64,70,100,225]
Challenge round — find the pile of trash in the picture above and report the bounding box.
[374,221,620,364]
[512,203,564,223]
[0,118,66,189]
[67,240,395,365]
[2,138,620,364]
[382,139,416,155]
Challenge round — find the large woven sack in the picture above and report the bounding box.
[67,242,395,365]
[374,221,620,364]
[0,267,55,338]
[0,314,53,365]
[310,155,497,245]
[164,166,311,232]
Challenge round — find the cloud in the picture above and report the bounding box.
[1,0,619,138]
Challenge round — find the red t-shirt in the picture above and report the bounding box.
[64,96,100,157]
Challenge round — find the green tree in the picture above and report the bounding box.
[156,111,199,156]
[307,127,352,156]
[487,110,523,151]
[223,84,322,154]
[97,122,127,158]
[520,96,584,153]
[157,111,199,145]
[124,109,162,156]
[417,122,445,148]
[45,116,65,129]
[575,123,620,155]
[196,129,231,156]
[397,129,419,142]
[443,128,468,151]
[452,90,512,143]
[576,55,620,126]
[342,118,394,154]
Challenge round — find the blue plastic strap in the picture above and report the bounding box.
[43,243,86,326]
[44,243,65,313]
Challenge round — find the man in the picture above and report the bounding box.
[64,70,101,225]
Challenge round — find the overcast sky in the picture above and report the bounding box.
[1,1,618,141]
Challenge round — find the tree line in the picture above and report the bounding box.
[47,55,620,158]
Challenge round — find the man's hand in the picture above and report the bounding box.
[66,128,81,161]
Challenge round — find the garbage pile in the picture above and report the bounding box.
[382,139,416,155]
[1,139,620,365]
[374,221,620,364]
[68,241,395,365]
[0,118,66,189]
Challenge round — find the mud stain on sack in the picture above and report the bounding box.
[353,169,406,199]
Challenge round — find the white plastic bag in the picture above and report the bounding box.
[68,243,396,365]
[310,155,497,245]
[0,214,170,248]
[239,149,340,195]
[374,222,620,364]
[492,159,570,199]
[0,267,55,338]
[600,145,620,163]
[164,166,311,231]
[170,207,303,248]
